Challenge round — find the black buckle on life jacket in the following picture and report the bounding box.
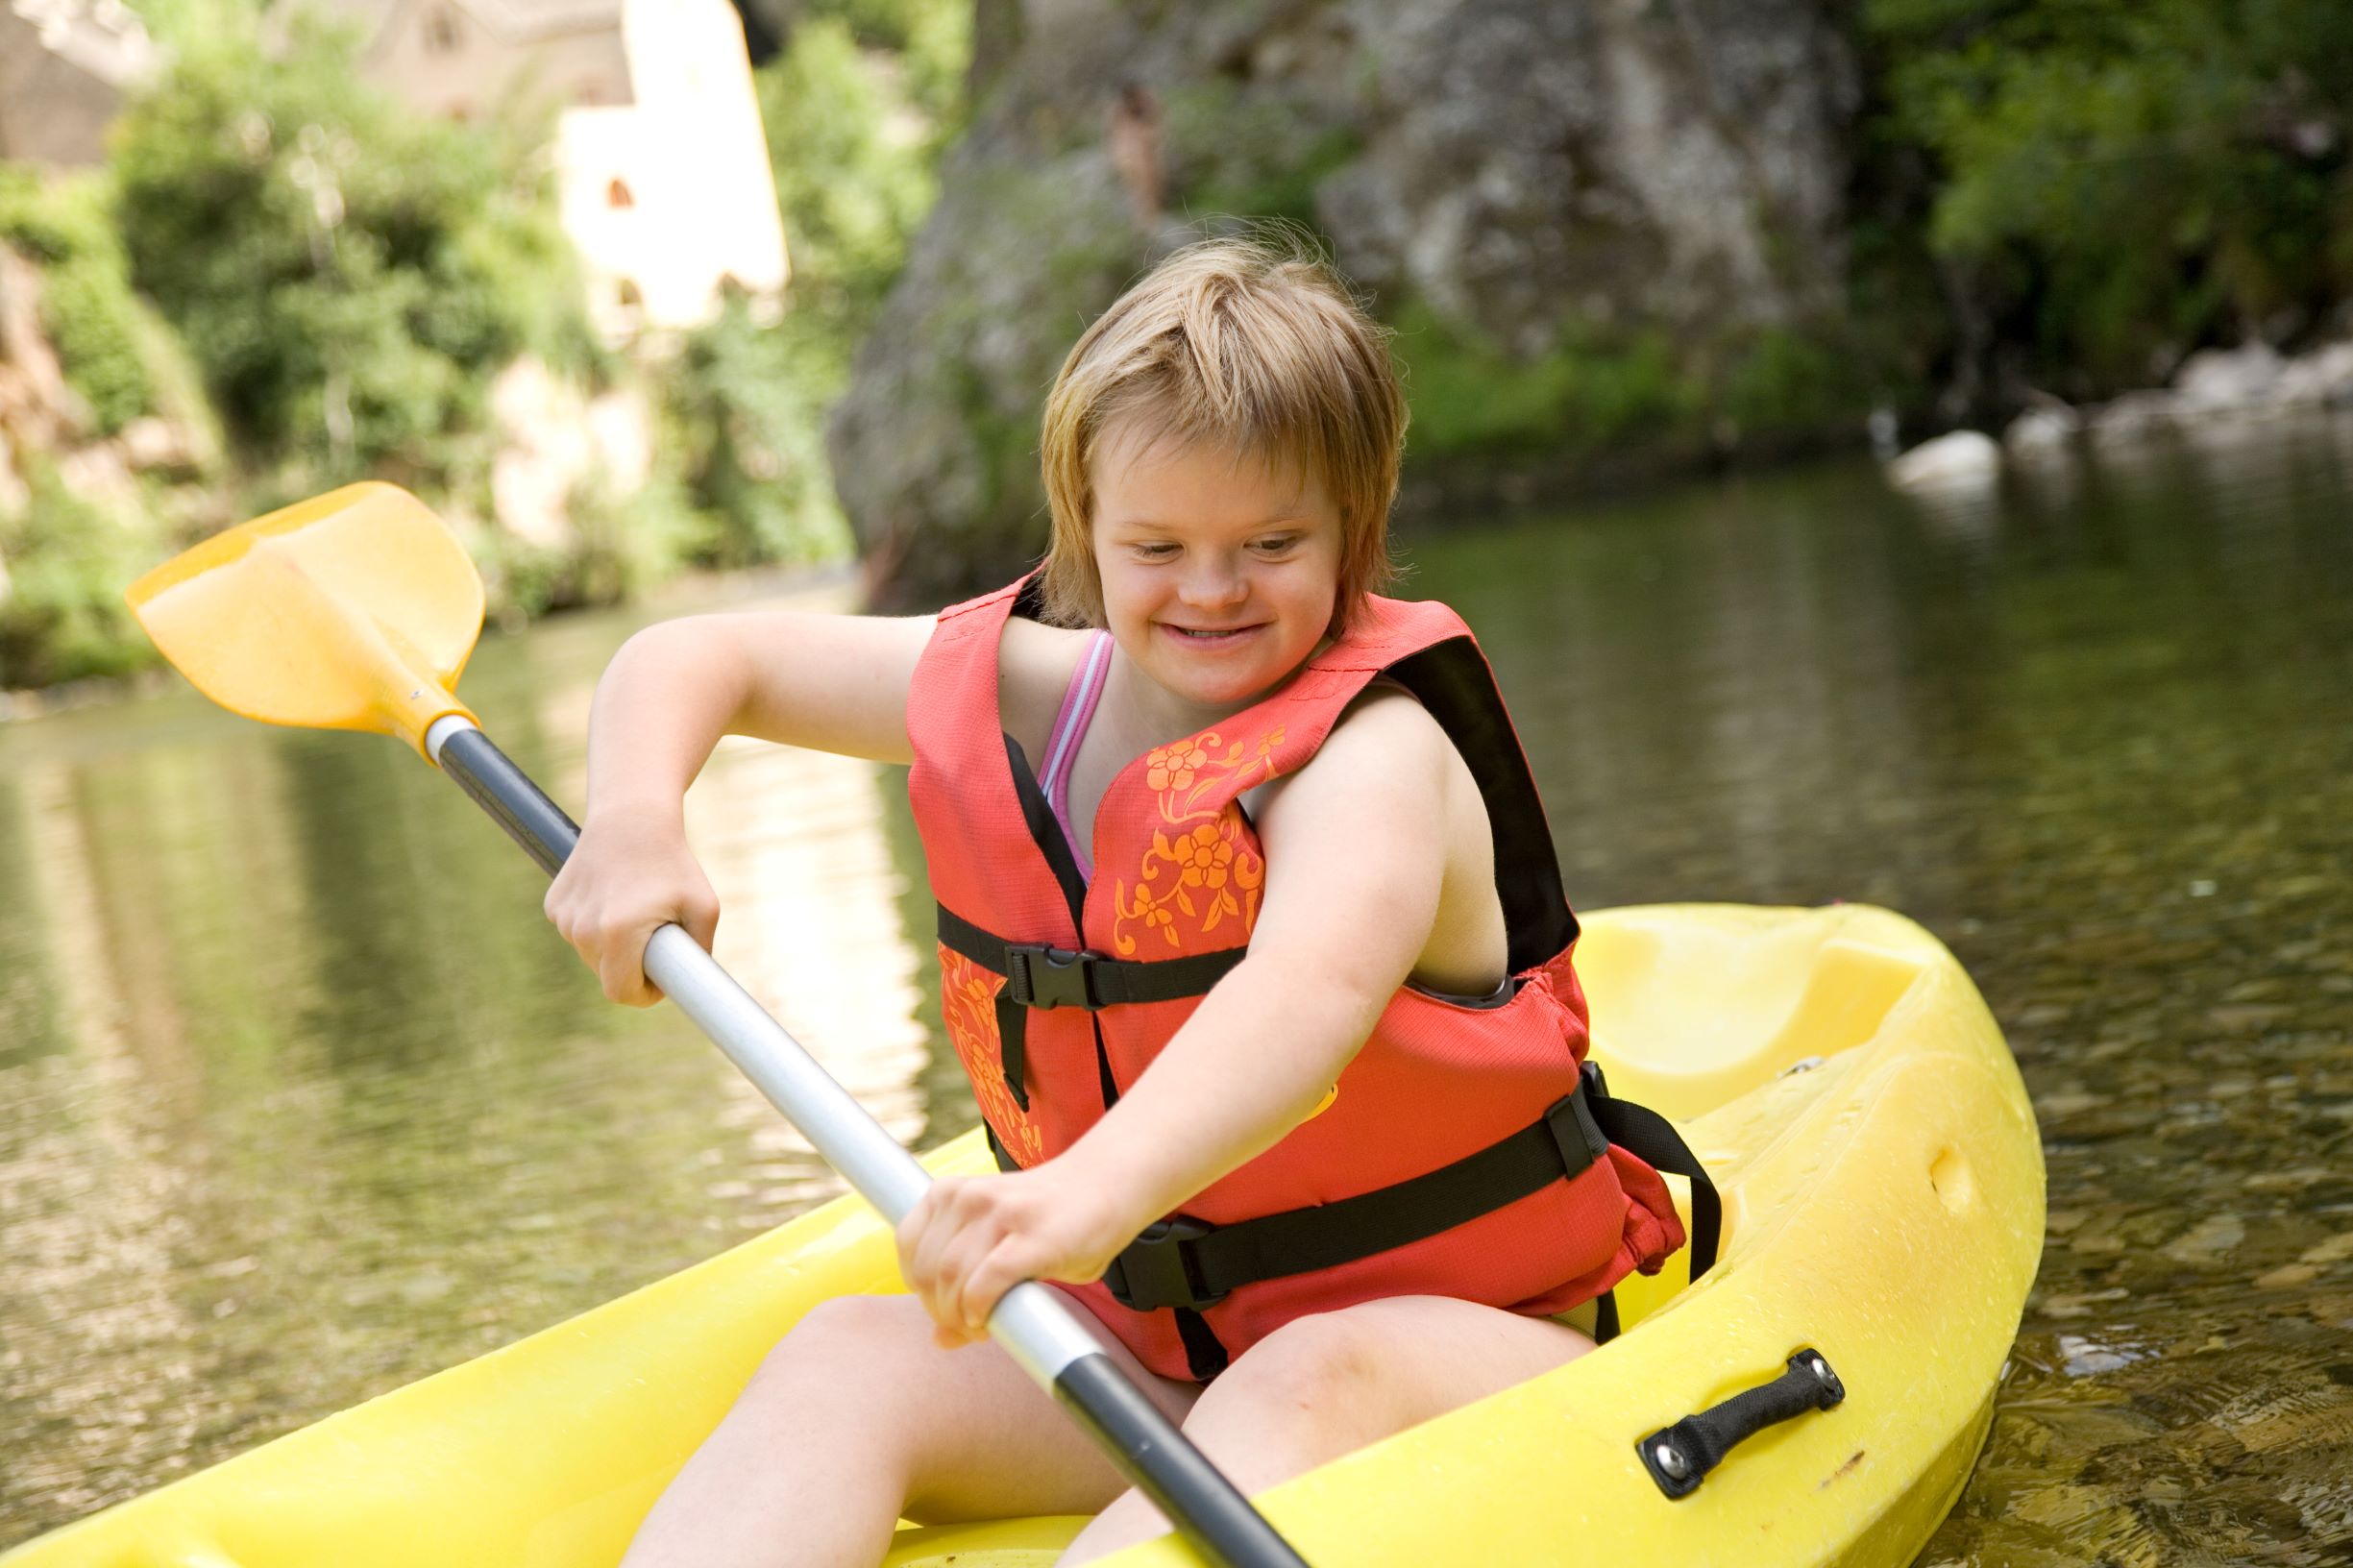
[1545,1076,1613,1178]
[1102,1215,1227,1311]
[1002,943,1102,1011]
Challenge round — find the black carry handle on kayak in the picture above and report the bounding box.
[1637,1349,1847,1499]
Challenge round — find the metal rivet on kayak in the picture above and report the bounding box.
[1654,1442,1690,1481]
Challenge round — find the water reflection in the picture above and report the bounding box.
[5,416,2353,1558]
[685,733,930,1176]
[0,576,933,1543]
[1423,466,1987,925]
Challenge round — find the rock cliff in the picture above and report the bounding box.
[829,0,1859,609]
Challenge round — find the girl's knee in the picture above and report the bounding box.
[749,1293,923,1397]
[1189,1311,1387,1433]
[733,1296,942,1495]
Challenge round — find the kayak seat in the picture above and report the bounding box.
[1579,906,1932,1123]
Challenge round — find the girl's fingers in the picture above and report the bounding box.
[958,1236,1034,1333]
[900,1187,973,1326]
[595,949,632,1005]
[935,1243,1010,1347]
[897,1180,1045,1339]
[539,824,717,1007]
[901,1180,963,1293]
[927,1210,1009,1333]
[679,888,721,955]
[598,926,659,1006]
[628,919,670,1003]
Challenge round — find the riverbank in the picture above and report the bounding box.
[1889,336,2353,490]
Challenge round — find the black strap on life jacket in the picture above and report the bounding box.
[1580,1064,1724,1343]
[938,903,1246,1111]
[948,909,1721,1342]
[1096,1061,1721,1324]
[955,611,1715,1347]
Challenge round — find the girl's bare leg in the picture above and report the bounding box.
[1057,1296,1593,1566]
[621,1292,1200,1568]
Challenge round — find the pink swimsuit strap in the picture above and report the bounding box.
[1038,631,1113,881]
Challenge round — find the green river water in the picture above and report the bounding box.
[3,415,2350,1562]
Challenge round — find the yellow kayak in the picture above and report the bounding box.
[3,903,2044,1568]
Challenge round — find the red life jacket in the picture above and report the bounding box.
[906,576,1711,1382]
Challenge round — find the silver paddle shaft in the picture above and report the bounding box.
[423,715,1105,1385]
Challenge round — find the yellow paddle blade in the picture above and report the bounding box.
[125,482,482,757]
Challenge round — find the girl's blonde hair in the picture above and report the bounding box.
[1038,233,1407,632]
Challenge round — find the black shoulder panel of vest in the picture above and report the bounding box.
[1379,638,1576,973]
[1003,731,1090,928]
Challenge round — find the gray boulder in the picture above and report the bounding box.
[830,0,1860,609]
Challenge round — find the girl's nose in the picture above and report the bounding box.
[1179,556,1249,608]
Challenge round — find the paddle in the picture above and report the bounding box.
[126,481,1311,1568]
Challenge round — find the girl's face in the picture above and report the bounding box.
[1090,423,1345,719]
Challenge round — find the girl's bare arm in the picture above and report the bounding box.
[589,609,937,796]
[547,610,935,1004]
[900,688,1467,1339]
[1066,687,1456,1217]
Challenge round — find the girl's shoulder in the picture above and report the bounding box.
[1260,681,1453,813]
[997,615,1096,752]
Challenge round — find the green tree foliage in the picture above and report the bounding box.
[119,0,260,51]
[661,0,964,567]
[0,170,156,435]
[1865,0,2353,394]
[664,298,850,568]
[757,12,951,361]
[786,0,970,129]
[0,462,153,687]
[108,14,596,486]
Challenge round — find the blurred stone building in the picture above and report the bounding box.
[313,0,790,338]
[0,0,159,167]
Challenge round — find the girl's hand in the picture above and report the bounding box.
[895,1163,1141,1349]
[543,803,720,1006]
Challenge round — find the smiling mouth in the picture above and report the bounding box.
[1163,624,1261,641]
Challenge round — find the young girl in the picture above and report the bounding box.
[545,237,1689,1568]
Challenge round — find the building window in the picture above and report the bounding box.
[427,8,460,53]
[616,279,644,308]
[606,178,635,209]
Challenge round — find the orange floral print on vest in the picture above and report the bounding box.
[937,943,1043,1164]
[1112,726,1283,955]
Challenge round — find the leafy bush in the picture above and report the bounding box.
[1720,328,1871,438]
[1863,0,2353,394]
[758,15,944,361]
[786,0,970,128]
[483,465,699,622]
[0,462,160,687]
[1394,304,1704,459]
[0,170,156,434]
[659,1,965,571]
[108,13,596,484]
[664,299,852,569]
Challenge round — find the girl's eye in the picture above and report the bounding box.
[1132,542,1179,560]
[1251,535,1301,555]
